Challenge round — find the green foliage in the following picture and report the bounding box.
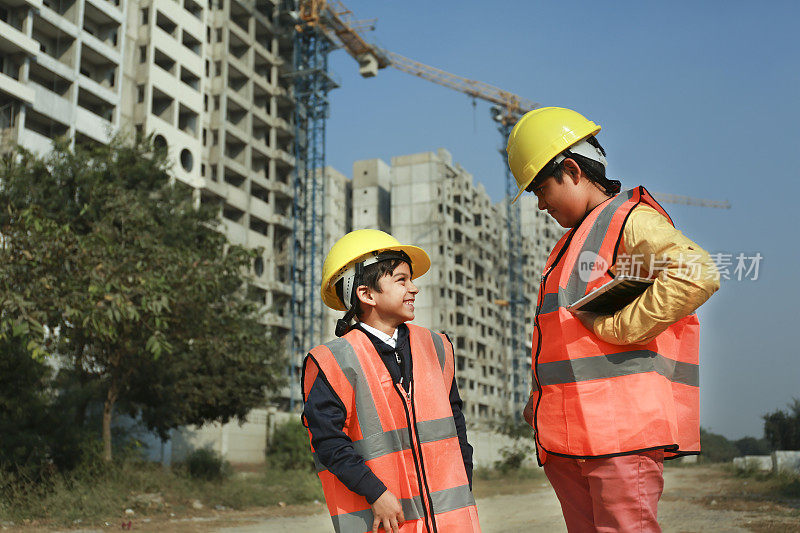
[0,336,56,477]
[763,398,800,451]
[734,436,772,456]
[184,448,231,481]
[699,427,739,463]
[266,419,315,471]
[776,471,800,498]
[729,464,800,499]
[0,206,75,359]
[495,414,535,440]
[0,457,322,527]
[0,337,91,479]
[0,135,286,462]
[494,446,532,473]
[493,415,535,472]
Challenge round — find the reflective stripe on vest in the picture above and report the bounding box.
[531,350,700,392]
[531,186,700,461]
[331,485,475,533]
[305,324,480,533]
[312,416,458,473]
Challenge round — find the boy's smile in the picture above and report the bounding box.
[366,261,419,333]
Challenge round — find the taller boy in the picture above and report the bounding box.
[507,107,719,532]
[302,230,480,533]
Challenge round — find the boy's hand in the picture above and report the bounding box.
[371,490,404,532]
[523,394,534,427]
[571,309,599,332]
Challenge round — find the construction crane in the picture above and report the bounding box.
[288,1,539,409]
[284,1,339,409]
[286,0,729,408]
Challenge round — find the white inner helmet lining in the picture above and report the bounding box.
[335,253,383,311]
[554,138,607,168]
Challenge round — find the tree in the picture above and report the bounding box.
[493,415,535,471]
[123,249,285,440]
[734,436,772,456]
[0,206,77,359]
[763,398,800,451]
[699,428,739,463]
[0,136,286,462]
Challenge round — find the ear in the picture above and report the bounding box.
[355,285,376,311]
[561,158,582,185]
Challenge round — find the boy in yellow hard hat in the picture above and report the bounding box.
[507,107,719,532]
[301,229,480,533]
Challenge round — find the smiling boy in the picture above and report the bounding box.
[302,229,480,533]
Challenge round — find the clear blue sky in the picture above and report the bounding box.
[324,0,800,440]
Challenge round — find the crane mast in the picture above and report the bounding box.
[287,0,730,408]
[285,1,338,409]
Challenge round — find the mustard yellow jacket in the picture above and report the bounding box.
[591,204,720,345]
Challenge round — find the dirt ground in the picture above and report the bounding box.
[26,465,800,532]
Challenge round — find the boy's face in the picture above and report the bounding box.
[370,261,419,326]
[532,169,585,228]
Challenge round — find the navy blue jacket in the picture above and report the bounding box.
[302,323,473,504]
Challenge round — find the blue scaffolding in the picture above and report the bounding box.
[287,21,338,409]
[497,117,529,414]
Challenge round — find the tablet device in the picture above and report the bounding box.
[566,276,654,314]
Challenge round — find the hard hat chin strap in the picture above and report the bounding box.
[335,260,364,337]
[339,255,379,312]
[560,138,621,196]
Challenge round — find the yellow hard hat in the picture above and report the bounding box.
[320,229,431,311]
[506,107,601,203]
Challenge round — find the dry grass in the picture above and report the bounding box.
[0,462,323,530]
[689,464,800,532]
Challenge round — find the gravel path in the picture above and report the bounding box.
[44,466,796,532]
[211,467,767,532]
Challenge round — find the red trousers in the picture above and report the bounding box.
[543,450,665,533]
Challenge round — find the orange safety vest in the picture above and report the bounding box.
[303,324,481,533]
[531,186,700,464]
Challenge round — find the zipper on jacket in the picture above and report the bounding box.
[409,382,439,533]
[394,381,433,533]
[532,228,577,465]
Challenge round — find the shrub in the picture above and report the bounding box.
[493,446,532,473]
[184,448,230,481]
[493,415,535,472]
[266,419,314,471]
[777,471,800,498]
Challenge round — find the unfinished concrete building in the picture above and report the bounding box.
[0,0,562,423]
[129,0,296,339]
[320,165,352,342]
[327,149,561,425]
[196,0,295,340]
[1,0,127,150]
[1,0,300,347]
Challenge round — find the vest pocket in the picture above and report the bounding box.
[562,379,620,455]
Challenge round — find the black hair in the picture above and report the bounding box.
[525,136,621,195]
[334,252,412,336]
